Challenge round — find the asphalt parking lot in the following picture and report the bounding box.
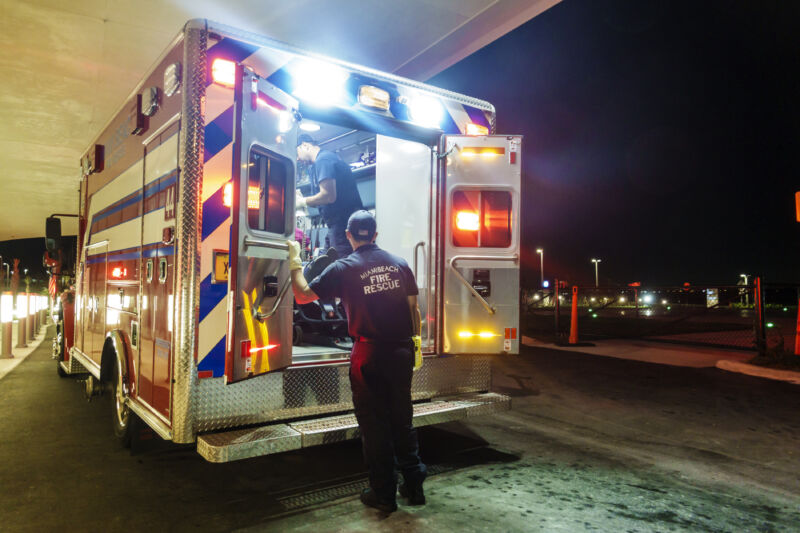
[2,327,799,532]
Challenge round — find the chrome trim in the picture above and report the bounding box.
[128,400,173,441]
[243,237,289,252]
[142,112,181,146]
[84,240,109,250]
[256,277,292,321]
[171,22,206,444]
[448,254,519,315]
[413,241,425,280]
[69,347,100,379]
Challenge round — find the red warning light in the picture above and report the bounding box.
[110,267,127,279]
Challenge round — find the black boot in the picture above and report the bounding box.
[360,488,397,513]
[398,482,426,505]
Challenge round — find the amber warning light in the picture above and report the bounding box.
[795,191,799,223]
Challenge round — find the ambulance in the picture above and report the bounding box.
[49,19,521,462]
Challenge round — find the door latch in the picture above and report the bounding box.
[263,275,279,297]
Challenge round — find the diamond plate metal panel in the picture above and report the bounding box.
[172,23,206,443]
[197,424,301,463]
[191,356,492,434]
[290,414,360,447]
[410,401,468,427]
[458,392,512,418]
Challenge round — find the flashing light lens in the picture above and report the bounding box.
[619,297,626,303]
[643,295,654,304]
[247,186,260,210]
[766,322,775,328]
[455,211,480,231]
[299,122,321,132]
[458,330,499,339]
[461,146,506,158]
[249,344,278,353]
[408,95,443,128]
[223,182,233,208]
[110,267,127,279]
[465,123,489,136]
[291,60,348,106]
[358,85,390,110]
[211,58,236,88]
[542,280,550,288]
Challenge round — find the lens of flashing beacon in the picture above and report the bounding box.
[542,280,550,288]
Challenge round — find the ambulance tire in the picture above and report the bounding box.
[110,360,133,448]
[54,322,67,378]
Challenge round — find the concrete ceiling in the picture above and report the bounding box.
[0,0,558,240]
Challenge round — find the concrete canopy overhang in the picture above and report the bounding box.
[0,0,558,240]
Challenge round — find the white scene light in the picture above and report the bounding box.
[299,122,321,132]
[408,95,443,128]
[291,60,348,107]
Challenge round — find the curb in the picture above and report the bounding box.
[716,359,800,385]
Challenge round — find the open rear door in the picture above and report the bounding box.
[440,135,522,355]
[225,67,299,384]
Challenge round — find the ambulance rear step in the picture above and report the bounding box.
[197,392,510,463]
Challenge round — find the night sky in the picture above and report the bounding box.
[429,0,800,287]
[3,1,799,290]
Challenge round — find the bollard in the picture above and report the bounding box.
[569,286,579,344]
[794,291,800,356]
[26,294,34,340]
[15,294,27,348]
[1,292,12,358]
[554,279,561,338]
[754,276,766,354]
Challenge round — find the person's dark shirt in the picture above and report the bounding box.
[312,150,363,226]
[308,244,418,340]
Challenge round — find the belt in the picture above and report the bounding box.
[355,337,412,344]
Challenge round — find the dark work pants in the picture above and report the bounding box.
[349,340,427,502]
[327,220,353,257]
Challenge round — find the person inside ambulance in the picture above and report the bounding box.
[296,133,364,257]
[287,210,427,513]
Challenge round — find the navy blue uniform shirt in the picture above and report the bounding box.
[308,244,418,341]
[312,150,363,226]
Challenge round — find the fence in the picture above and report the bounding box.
[522,280,799,353]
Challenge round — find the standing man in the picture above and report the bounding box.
[296,134,363,256]
[288,211,427,513]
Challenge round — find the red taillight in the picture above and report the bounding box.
[241,339,251,357]
[211,58,236,87]
[455,211,480,231]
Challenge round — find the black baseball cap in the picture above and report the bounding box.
[346,210,377,241]
[297,133,317,146]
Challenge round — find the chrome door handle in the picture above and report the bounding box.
[413,241,425,280]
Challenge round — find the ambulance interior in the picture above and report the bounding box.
[291,118,434,364]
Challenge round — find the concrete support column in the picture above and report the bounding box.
[17,317,26,348]
[1,322,11,357]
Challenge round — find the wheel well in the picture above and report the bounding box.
[100,339,116,383]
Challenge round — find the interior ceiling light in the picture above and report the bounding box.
[299,122,321,132]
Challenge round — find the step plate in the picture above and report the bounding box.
[197,392,510,462]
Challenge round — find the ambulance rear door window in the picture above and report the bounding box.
[247,149,287,234]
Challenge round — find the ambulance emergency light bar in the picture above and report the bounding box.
[209,57,474,132]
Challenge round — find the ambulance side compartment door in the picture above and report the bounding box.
[440,135,522,354]
[225,68,299,384]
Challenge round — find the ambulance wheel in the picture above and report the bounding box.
[110,360,133,448]
[56,361,67,377]
[293,325,303,346]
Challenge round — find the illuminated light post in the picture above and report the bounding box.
[1,292,13,357]
[591,258,601,288]
[740,273,750,306]
[536,248,544,288]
